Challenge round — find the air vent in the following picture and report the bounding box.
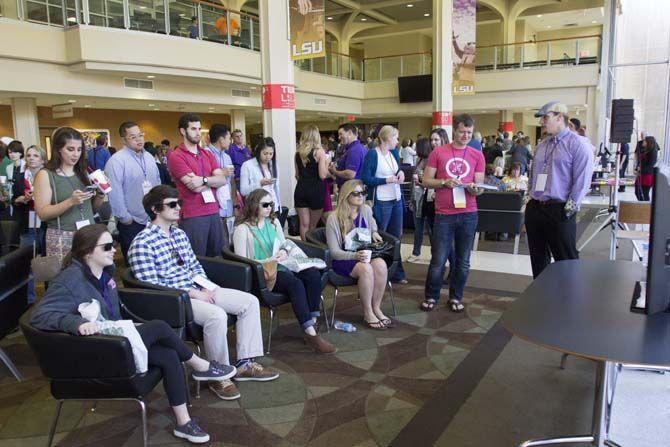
[123,78,154,90]
[231,89,251,98]
[563,23,579,27]
[314,97,327,105]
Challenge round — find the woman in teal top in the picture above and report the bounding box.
[233,188,336,355]
[34,127,103,261]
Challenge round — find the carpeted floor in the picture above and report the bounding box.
[0,259,527,446]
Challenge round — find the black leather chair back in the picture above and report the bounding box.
[0,245,32,338]
[475,191,525,234]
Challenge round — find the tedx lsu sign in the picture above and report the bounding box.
[262,84,296,110]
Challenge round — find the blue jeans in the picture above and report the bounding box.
[425,212,478,302]
[373,198,405,281]
[20,228,45,304]
[412,214,434,256]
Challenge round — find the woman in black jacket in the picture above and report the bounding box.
[30,224,234,444]
[634,136,659,201]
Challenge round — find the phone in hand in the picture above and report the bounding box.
[85,186,98,192]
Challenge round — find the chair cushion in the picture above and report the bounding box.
[51,366,163,400]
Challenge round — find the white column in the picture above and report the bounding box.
[595,0,615,149]
[230,109,246,138]
[11,98,40,147]
[259,0,296,209]
[432,0,454,135]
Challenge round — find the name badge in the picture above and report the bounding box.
[535,173,548,192]
[201,188,216,203]
[453,186,467,209]
[76,219,91,230]
[142,180,152,195]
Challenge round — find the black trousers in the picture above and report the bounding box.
[273,268,322,328]
[525,200,579,279]
[118,221,146,265]
[136,320,193,407]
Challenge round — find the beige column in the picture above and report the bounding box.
[11,98,40,147]
[230,109,246,140]
[432,0,454,135]
[259,0,297,208]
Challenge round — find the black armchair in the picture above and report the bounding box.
[306,228,399,325]
[222,238,330,354]
[20,311,161,447]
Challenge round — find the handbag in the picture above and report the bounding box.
[356,240,394,263]
[247,223,278,290]
[31,171,63,283]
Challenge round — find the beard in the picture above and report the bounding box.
[186,133,201,145]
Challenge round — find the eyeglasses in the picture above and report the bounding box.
[96,242,114,251]
[126,133,145,141]
[162,200,182,209]
[349,190,366,198]
[172,249,185,266]
[260,202,274,209]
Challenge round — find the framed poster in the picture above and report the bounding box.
[79,129,112,150]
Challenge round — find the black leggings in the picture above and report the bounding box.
[272,268,322,328]
[136,320,193,407]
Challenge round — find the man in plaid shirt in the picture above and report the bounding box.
[128,185,278,401]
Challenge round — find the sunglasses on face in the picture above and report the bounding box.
[97,242,114,251]
[260,202,274,209]
[349,190,366,198]
[162,200,183,209]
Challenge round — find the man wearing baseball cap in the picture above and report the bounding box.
[525,101,594,278]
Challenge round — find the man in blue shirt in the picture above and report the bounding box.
[467,131,483,151]
[206,123,236,245]
[330,123,367,187]
[87,135,111,171]
[228,129,252,183]
[105,122,161,263]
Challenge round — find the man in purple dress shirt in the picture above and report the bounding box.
[228,129,252,182]
[525,101,595,278]
[330,123,367,187]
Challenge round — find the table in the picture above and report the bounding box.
[501,260,670,447]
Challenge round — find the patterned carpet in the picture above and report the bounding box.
[0,261,521,447]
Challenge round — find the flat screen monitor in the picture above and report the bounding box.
[645,162,670,314]
[398,75,432,103]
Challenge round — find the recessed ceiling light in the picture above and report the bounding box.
[591,20,597,24]
[84,105,91,108]
[68,99,76,103]
[179,13,185,17]
[481,110,487,113]
[153,108,160,111]
[327,16,333,20]
[547,25,552,28]
[361,17,367,21]
[250,86,257,90]
[537,14,542,18]
[424,13,430,17]
[148,103,155,107]
[147,75,155,79]
[139,5,146,9]
[407,4,414,7]
[67,17,77,22]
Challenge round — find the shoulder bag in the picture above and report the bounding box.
[31,171,64,282]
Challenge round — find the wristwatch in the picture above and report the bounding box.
[202,176,208,186]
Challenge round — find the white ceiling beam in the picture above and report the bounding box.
[361,0,426,10]
[328,0,398,25]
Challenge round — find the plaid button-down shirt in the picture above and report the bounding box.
[128,223,205,291]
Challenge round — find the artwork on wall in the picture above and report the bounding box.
[79,129,111,150]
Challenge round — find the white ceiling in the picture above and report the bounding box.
[522,7,604,31]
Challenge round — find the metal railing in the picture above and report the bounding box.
[6,0,259,51]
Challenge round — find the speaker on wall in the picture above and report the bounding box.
[610,99,634,143]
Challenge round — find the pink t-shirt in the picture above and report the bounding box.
[427,144,486,215]
[167,144,220,219]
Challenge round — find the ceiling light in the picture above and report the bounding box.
[591,20,597,24]
[424,13,430,17]
[481,110,487,113]
[148,103,155,107]
[327,16,333,20]
[68,99,76,103]
[361,17,367,21]
[84,105,91,108]
[537,14,542,18]
[179,13,185,17]
[407,4,414,7]
[250,86,257,90]
[67,17,77,22]
[139,5,146,9]
[547,25,552,28]
[147,75,155,79]
[153,108,160,111]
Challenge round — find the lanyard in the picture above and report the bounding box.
[542,137,559,174]
[378,149,397,174]
[131,150,147,178]
[58,169,85,219]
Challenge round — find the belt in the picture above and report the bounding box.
[531,199,565,206]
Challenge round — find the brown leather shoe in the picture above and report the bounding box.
[209,379,241,400]
[303,333,338,354]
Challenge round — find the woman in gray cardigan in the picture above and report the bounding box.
[326,180,392,330]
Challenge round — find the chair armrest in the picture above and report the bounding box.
[378,231,401,262]
[293,239,331,268]
[197,256,252,292]
[118,288,186,329]
[120,268,174,292]
[222,247,269,291]
[20,315,136,379]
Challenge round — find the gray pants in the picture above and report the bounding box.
[180,213,224,257]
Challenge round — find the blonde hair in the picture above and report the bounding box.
[377,125,398,146]
[26,145,48,165]
[336,179,365,236]
[297,124,321,165]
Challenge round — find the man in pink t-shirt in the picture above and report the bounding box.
[167,113,229,256]
[420,114,485,313]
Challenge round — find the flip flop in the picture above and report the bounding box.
[365,320,387,330]
[447,299,465,313]
[420,299,437,312]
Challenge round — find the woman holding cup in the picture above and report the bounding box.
[34,127,104,261]
[326,180,392,330]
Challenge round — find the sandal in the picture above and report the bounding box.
[365,319,387,330]
[420,299,437,312]
[380,318,395,328]
[447,299,465,313]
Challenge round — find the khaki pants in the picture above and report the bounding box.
[190,288,263,365]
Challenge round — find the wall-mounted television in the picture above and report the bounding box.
[398,75,432,103]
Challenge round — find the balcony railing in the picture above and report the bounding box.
[2,0,259,50]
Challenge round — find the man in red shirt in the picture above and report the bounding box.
[420,114,485,313]
[167,113,229,256]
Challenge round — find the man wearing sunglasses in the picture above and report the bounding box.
[105,121,161,263]
[129,185,278,401]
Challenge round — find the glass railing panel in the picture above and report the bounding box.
[312,56,326,75]
[0,0,20,19]
[104,0,126,29]
[381,56,401,80]
[65,0,77,25]
[25,0,64,26]
[401,54,421,76]
[251,16,259,51]
[128,0,165,33]
[236,14,252,49]
[364,58,380,81]
[200,3,227,43]
[167,0,195,37]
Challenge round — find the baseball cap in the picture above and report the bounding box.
[0,136,14,146]
[534,101,568,118]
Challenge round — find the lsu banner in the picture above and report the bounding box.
[452,0,476,95]
[289,0,326,61]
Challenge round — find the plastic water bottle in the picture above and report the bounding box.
[334,321,357,332]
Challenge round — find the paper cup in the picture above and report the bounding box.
[89,169,112,194]
[360,249,372,264]
[0,176,6,185]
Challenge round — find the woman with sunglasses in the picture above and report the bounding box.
[34,127,103,261]
[233,189,337,354]
[30,224,234,444]
[326,180,392,330]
